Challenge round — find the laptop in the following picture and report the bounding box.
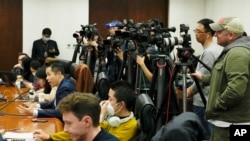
[0,71,16,86]
[0,71,24,99]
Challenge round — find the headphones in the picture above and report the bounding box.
[108,112,134,127]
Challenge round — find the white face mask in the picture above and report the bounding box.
[106,102,120,116]
[106,103,115,116]
[43,37,50,42]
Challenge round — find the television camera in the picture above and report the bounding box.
[73,23,99,40]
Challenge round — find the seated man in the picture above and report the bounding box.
[32,81,139,141]
[17,61,75,120]
[33,92,118,141]
[11,52,29,76]
[99,80,139,141]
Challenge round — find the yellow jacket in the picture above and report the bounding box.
[50,117,139,141]
[100,117,139,141]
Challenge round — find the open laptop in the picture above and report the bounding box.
[0,71,16,86]
[0,71,24,100]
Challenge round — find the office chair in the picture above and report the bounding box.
[151,112,209,141]
[135,93,157,141]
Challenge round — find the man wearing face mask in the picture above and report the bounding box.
[99,80,139,141]
[32,28,60,65]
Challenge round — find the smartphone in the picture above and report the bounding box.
[32,118,48,123]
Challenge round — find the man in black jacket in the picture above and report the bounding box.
[31,28,60,64]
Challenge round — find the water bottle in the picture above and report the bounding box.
[38,92,45,102]
[15,75,22,89]
[29,89,35,102]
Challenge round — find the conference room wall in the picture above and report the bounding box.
[23,0,250,62]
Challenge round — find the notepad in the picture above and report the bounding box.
[3,132,35,141]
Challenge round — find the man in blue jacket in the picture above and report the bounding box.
[17,61,75,120]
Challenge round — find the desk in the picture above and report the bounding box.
[0,85,63,134]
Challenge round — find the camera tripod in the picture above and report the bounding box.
[71,40,82,63]
[171,47,208,113]
[117,40,137,85]
[147,52,180,130]
[95,45,110,100]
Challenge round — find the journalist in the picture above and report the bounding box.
[186,18,223,138]
[192,17,250,141]
[31,28,60,65]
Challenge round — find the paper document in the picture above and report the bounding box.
[3,131,35,141]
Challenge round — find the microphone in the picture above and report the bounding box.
[0,94,22,113]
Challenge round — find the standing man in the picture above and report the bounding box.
[17,61,75,120]
[34,92,118,141]
[186,18,223,137]
[32,28,60,65]
[105,20,123,83]
[192,17,250,141]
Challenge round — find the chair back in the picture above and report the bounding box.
[135,94,157,141]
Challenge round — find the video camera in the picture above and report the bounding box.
[165,24,193,61]
[73,23,99,40]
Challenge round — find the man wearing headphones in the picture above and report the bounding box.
[99,80,139,141]
[31,81,139,141]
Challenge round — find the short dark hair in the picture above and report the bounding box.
[57,92,100,127]
[36,66,46,79]
[110,80,136,111]
[30,60,41,70]
[48,61,65,75]
[197,18,215,36]
[18,52,29,57]
[42,28,52,35]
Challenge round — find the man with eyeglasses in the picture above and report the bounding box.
[191,17,250,141]
[187,18,223,138]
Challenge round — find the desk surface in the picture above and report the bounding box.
[0,85,63,134]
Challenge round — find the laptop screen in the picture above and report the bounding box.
[0,71,16,86]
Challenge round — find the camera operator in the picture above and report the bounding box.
[191,17,250,141]
[105,20,124,83]
[136,19,170,84]
[186,18,223,138]
[136,20,159,82]
[79,31,103,76]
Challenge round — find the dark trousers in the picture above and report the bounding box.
[193,105,212,138]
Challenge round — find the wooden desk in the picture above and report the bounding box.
[0,84,29,100]
[0,115,63,133]
[0,85,63,134]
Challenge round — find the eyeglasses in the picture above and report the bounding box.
[193,29,207,34]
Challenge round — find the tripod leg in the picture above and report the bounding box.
[188,66,207,107]
[181,65,188,112]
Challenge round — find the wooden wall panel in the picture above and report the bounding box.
[127,0,168,27]
[89,0,128,38]
[89,0,169,38]
[0,0,23,71]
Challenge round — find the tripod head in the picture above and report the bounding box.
[176,24,194,63]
